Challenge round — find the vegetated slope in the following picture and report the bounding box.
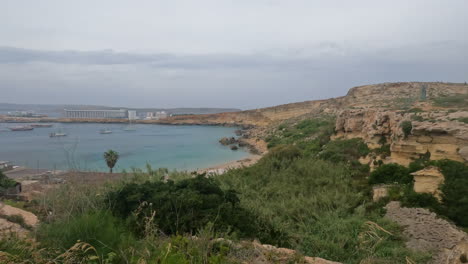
[156,82,468,165]
[157,82,468,126]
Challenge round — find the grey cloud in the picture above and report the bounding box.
[0,46,331,70]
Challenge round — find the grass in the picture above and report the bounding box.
[265,118,334,149]
[433,94,468,108]
[217,151,429,263]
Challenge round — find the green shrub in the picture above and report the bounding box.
[400,121,412,138]
[458,117,468,124]
[36,210,135,258]
[369,163,412,185]
[319,138,370,163]
[411,115,424,122]
[408,151,431,173]
[407,108,424,113]
[0,170,17,190]
[401,191,441,210]
[435,160,468,227]
[261,144,302,170]
[265,118,334,149]
[107,175,276,242]
[374,144,391,158]
[433,94,468,107]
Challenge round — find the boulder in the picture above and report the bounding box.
[411,166,444,200]
[459,146,468,162]
[230,145,238,151]
[219,137,237,145]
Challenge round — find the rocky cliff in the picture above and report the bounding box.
[334,82,468,165]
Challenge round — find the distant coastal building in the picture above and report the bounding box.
[128,110,137,120]
[145,111,168,120]
[7,111,47,118]
[0,161,12,171]
[65,109,128,119]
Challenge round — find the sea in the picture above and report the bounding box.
[0,123,249,172]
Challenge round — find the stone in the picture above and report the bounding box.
[372,185,391,202]
[219,137,237,145]
[411,166,444,200]
[230,145,238,150]
[385,201,468,264]
[459,146,468,162]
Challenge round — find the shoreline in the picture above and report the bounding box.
[198,154,263,175]
[198,137,268,174]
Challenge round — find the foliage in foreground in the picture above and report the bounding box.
[107,175,281,243]
[0,117,436,263]
[218,144,428,263]
[0,170,17,191]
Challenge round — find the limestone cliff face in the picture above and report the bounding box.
[333,82,468,165]
[335,109,468,165]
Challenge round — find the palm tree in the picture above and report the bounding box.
[103,150,119,173]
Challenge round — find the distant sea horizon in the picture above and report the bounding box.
[0,122,249,172]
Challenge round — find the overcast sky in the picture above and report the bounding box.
[1,0,467,109]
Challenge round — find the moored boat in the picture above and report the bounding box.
[9,126,34,131]
[100,129,112,134]
[31,124,53,128]
[49,132,67,137]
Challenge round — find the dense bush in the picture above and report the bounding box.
[400,121,412,138]
[319,138,370,163]
[368,163,412,184]
[107,175,278,242]
[0,170,17,190]
[265,118,334,149]
[260,144,302,170]
[435,160,468,227]
[401,191,441,210]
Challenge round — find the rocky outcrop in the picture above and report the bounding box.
[0,202,38,227]
[372,184,392,202]
[334,108,468,166]
[385,201,468,264]
[214,238,342,264]
[219,137,237,145]
[411,166,444,200]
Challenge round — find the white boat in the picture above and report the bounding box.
[49,132,67,137]
[9,126,34,131]
[123,125,136,131]
[100,129,112,134]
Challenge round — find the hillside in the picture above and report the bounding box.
[159,82,468,165]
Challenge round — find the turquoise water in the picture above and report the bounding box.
[0,123,249,172]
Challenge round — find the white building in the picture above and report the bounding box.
[128,110,137,120]
[145,111,168,120]
[65,109,128,119]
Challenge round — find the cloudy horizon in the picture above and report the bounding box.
[1,0,467,109]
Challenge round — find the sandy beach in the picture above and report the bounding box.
[197,154,263,175]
